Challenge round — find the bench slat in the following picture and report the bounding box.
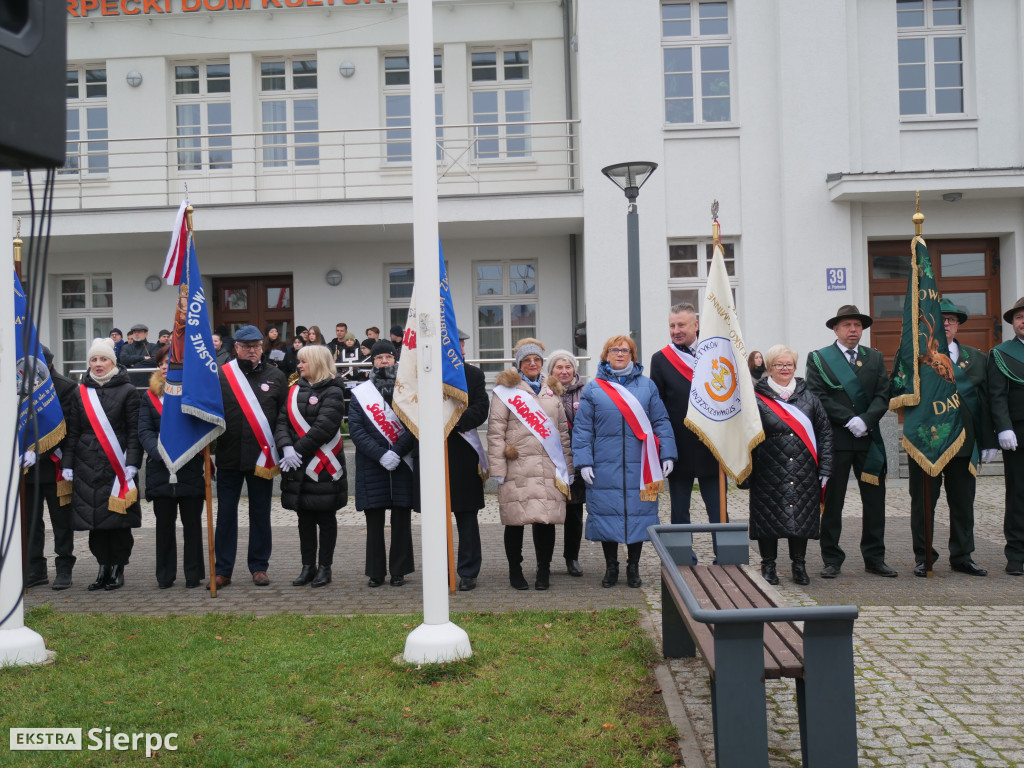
[728,568,806,673]
[662,566,716,668]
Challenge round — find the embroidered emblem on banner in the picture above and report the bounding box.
[690,336,742,422]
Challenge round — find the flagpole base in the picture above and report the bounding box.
[0,625,49,666]
[403,621,472,664]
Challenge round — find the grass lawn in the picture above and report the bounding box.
[4,607,680,767]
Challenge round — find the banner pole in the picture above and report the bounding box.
[923,473,933,578]
[718,464,727,524]
[445,443,456,593]
[13,241,29,584]
[204,446,217,597]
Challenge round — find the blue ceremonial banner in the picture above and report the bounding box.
[14,269,65,455]
[392,241,468,438]
[158,204,225,478]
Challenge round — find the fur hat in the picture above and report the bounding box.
[87,337,118,364]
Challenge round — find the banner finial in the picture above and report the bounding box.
[913,191,925,236]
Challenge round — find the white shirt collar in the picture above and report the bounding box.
[835,340,857,355]
[948,340,959,363]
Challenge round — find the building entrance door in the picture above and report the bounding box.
[868,238,1000,367]
[212,275,294,342]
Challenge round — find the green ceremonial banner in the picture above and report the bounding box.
[888,236,965,476]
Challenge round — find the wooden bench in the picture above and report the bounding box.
[648,523,859,768]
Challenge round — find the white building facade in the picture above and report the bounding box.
[11,0,1024,375]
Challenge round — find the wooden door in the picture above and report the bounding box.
[868,238,1000,367]
[212,275,294,341]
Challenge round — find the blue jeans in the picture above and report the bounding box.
[215,468,273,577]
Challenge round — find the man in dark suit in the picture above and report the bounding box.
[650,303,721,526]
[806,305,896,578]
[988,296,1024,575]
[909,299,994,577]
[446,329,489,591]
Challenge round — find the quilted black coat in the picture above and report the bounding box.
[747,378,833,540]
[348,376,419,512]
[274,376,349,514]
[445,363,488,512]
[64,367,143,530]
[138,373,206,500]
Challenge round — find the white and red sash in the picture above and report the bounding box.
[147,390,163,415]
[460,429,489,477]
[595,379,664,501]
[79,384,138,513]
[755,392,817,464]
[492,384,569,498]
[661,343,694,382]
[287,384,345,481]
[223,360,280,478]
[51,447,72,506]
[351,380,413,469]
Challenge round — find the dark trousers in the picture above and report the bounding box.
[504,524,555,570]
[88,528,134,567]
[215,468,273,577]
[819,449,888,568]
[757,537,808,562]
[453,510,482,578]
[908,456,976,566]
[563,503,584,561]
[25,481,75,578]
[1003,433,1024,561]
[297,509,338,567]
[364,507,413,580]
[153,496,206,586]
[668,469,723,524]
[601,540,643,565]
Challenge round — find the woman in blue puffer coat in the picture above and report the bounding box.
[572,335,676,588]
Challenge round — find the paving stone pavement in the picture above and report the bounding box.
[24,474,1024,767]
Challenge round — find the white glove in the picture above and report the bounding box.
[380,450,401,471]
[280,446,302,472]
[982,448,999,464]
[661,459,674,477]
[21,450,36,469]
[493,476,505,486]
[580,467,595,485]
[845,416,868,438]
[125,466,138,481]
[61,468,74,482]
[820,476,829,489]
[998,430,1018,451]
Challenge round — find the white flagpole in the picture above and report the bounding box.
[403,0,471,663]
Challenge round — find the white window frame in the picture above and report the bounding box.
[661,1,734,126]
[384,264,416,333]
[472,260,538,374]
[173,60,233,172]
[57,274,114,376]
[382,52,444,164]
[667,240,738,317]
[62,66,108,176]
[469,46,532,161]
[897,0,968,118]
[259,57,319,170]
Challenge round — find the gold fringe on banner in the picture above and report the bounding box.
[902,430,966,479]
[27,422,66,456]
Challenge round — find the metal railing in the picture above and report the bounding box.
[13,119,581,212]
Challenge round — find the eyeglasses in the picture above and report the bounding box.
[608,347,631,355]
[237,342,262,351]
[942,317,959,325]
[772,363,795,370]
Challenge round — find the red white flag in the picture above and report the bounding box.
[162,200,188,285]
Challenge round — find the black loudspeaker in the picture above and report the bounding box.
[0,0,66,170]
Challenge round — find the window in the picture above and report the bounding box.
[897,0,966,116]
[386,265,415,332]
[260,58,318,168]
[382,54,444,163]
[661,1,732,124]
[63,67,108,175]
[59,275,113,376]
[174,62,232,171]
[473,262,537,374]
[470,48,531,160]
[667,241,737,313]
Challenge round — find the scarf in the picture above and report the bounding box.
[766,377,796,400]
[520,372,542,394]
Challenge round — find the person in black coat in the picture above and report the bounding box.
[23,346,78,590]
[446,329,489,591]
[138,345,207,589]
[348,340,418,587]
[746,345,833,586]
[275,345,349,588]
[63,338,142,591]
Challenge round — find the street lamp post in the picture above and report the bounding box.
[601,162,658,360]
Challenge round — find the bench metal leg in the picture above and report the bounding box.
[711,622,770,768]
[798,619,858,768]
[662,573,695,658]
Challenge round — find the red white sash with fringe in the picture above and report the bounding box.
[351,380,413,470]
[755,392,818,464]
[595,379,664,501]
[223,360,280,478]
[79,384,138,513]
[50,448,72,506]
[492,384,569,498]
[287,385,344,481]
[661,343,695,381]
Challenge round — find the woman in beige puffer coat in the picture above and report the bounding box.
[487,338,573,591]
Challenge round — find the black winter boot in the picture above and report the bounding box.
[88,566,110,591]
[104,565,124,591]
[626,563,642,588]
[509,567,529,590]
[292,565,316,586]
[311,566,332,588]
[535,564,550,590]
[792,559,810,586]
[761,560,779,585]
[601,562,619,588]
